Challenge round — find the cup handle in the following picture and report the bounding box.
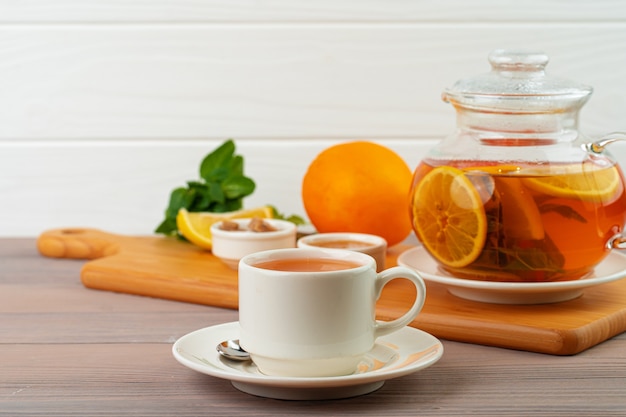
[373,266,426,338]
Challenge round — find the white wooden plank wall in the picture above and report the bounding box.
[2,1,626,237]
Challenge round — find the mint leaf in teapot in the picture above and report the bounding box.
[539,203,587,223]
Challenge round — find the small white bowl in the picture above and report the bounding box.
[211,218,297,269]
[297,232,387,272]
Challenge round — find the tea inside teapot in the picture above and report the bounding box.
[409,50,626,282]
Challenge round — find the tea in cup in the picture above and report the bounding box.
[297,232,387,271]
[237,248,426,377]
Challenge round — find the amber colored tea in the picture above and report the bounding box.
[410,160,626,282]
[306,239,376,249]
[253,257,361,272]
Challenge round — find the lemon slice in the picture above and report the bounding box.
[493,177,545,240]
[412,166,487,268]
[522,164,622,203]
[176,206,274,250]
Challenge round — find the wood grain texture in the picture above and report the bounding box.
[2,238,625,416]
[36,228,626,355]
[2,342,625,417]
[37,227,240,307]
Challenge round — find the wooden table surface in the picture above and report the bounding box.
[2,238,625,416]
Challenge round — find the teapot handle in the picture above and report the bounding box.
[585,132,626,154]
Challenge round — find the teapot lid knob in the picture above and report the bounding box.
[488,49,549,73]
[442,49,593,113]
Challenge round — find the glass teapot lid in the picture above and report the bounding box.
[442,49,593,113]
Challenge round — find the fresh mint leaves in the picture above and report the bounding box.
[155,139,256,236]
[269,206,306,225]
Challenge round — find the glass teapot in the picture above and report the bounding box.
[409,49,626,282]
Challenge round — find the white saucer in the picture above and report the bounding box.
[398,246,626,304]
[172,321,443,400]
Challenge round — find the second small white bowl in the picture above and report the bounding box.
[297,232,387,272]
[211,218,297,269]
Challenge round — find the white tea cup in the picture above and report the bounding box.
[238,247,426,377]
[297,232,387,271]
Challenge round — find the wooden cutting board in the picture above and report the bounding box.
[37,227,626,355]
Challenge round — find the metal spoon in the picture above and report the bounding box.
[216,339,251,361]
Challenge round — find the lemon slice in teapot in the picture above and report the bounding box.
[522,164,622,204]
[411,166,487,268]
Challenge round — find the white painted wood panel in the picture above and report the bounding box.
[2,139,436,237]
[8,137,626,238]
[2,0,626,22]
[2,24,625,141]
[2,2,626,237]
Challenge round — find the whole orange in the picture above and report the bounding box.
[302,141,413,246]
